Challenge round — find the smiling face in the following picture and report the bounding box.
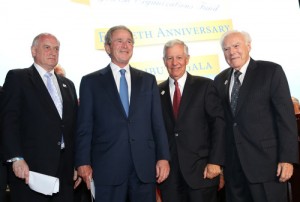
[164,43,190,81]
[222,32,251,70]
[31,34,60,72]
[105,29,134,68]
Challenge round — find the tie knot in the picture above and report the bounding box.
[234,70,242,78]
[120,69,126,76]
[45,72,53,78]
[174,80,179,87]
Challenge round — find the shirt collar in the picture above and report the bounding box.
[34,63,55,77]
[110,62,130,73]
[234,57,250,75]
[168,71,187,87]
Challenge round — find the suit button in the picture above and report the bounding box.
[57,141,61,146]
[175,133,179,137]
[233,123,237,127]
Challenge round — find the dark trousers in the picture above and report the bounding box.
[95,169,156,202]
[160,154,218,202]
[74,182,92,202]
[0,161,9,202]
[225,145,287,202]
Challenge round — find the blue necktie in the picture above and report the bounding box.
[44,72,64,148]
[230,70,242,115]
[119,69,129,116]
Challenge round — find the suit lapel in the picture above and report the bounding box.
[159,79,174,122]
[129,67,144,118]
[56,74,70,120]
[235,59,256,115]
[225,68,234,116]
[178,73,193,120]
[100,65,127,117]
[28,66,61,118]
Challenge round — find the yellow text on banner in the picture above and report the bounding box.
[95,19,233,49]
[130,54,220,82]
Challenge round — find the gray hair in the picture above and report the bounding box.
[163,39,189,59]
[31,33,60,47]
[104,25,134,45]
[220,30,252,48]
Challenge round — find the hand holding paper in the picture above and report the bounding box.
[28,171,59,195]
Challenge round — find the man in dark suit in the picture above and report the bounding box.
[0,33,79,202]
[214,30,299,202]
[75,25,170,202]
[0,85,9,202]
[158,39,225,202]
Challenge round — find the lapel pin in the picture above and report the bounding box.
[63,84,67,88]
[161,90,165,95]
[224,80,228,85]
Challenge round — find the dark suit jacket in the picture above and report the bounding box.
[158,73,225,189]
[214,58,299,183]
[0,65,78,183]
[75,65,170,186]
[0,86,3,161]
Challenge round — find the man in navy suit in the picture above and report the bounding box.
[214,30,299,202]
[0,33,79,202]
[75,25,170,202]
[158,39,225,202]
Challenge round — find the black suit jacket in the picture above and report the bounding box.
[158,73,225,189]
[214,58,299,183]
[0,65,78,183]
[0,86,3,161]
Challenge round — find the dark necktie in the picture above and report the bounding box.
[119,69,129,116]
[230,70,242,115]
[173,80,181,119]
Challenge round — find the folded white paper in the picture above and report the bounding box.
[29,171,60,195]
[90,178,95,200]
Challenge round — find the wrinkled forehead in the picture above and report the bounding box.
[223,33,246,46]
[37,35,60,47]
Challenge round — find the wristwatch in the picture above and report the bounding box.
[7,157,24,162]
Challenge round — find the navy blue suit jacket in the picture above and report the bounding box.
[75,65,170,185]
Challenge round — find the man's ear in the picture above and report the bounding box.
[104,44,111,55]
[31,46,36,57]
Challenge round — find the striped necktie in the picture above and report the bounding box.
[230,70,242,115]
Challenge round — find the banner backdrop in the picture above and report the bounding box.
[0,0,299,98]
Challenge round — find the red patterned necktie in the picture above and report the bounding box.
[173,80,181,119]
